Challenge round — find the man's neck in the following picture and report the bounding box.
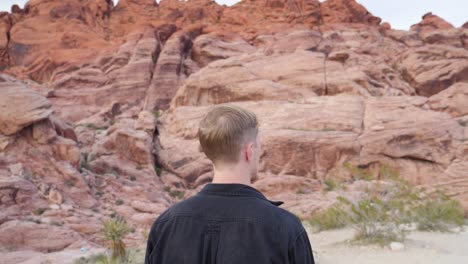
[212,164,251,185]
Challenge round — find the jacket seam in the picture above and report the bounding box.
[288,228,307,252]
[198,191,275,205]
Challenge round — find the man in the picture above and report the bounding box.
[145,105,315,264]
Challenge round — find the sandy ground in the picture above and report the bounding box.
[2,227,467,263]
[1,248,106,264]
[309,227,468,264]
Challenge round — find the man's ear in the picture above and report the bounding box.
[245,142,254,162]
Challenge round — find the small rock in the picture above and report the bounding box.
[61,204,73,211]
[0,135,11,150]
[32,120,57,144]
[381,22,391,30]
[390,242,405,251]
[370,125,385,131]
[49,204,60,210]
[328,51,350,63]
[135,110,156,133]
[130,200,167,214]
[38,183,50,195]
[131,213,157,225]
[8,163,24,175]
[49,189,64,205]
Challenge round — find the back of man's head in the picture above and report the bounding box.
[198,105,258,167]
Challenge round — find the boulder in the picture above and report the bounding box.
[0,80,52,135]
[428,82,468,117]
[411,12,455,32]
[0,220,81,252]
[399,45,468,96]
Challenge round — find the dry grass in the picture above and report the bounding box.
[308,174,465,246]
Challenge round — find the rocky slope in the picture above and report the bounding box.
[0,0,467,257]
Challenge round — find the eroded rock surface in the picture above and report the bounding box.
[0,0,467,257]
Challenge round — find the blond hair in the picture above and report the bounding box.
[198,105,258,165]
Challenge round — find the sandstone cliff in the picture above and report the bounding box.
[0,0,467,254]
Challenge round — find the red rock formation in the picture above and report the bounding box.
[411,12,455,32]
[1,0,468,258]
[320,0,381,25]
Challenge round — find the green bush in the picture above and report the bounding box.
[66,179,75,187]
[378,164,400,181]
[33,208,47,216]
[84,123,109,130]
[323,178,346,192]
[323,179,337,192]
[413,191,465,232]
[153,110,161,119]
[155,167,162,177]
[296,188,306,194]
[344,163,373,181]
[169,189,185,199]
[164,186,185,200]
[308,204,350,231]
[308,177,466,246]
[341,195,407,246]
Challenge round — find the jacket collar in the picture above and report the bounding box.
[199,183,284,207]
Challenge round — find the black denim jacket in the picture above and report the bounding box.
[145,183,315,264]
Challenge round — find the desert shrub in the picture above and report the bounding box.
[308,177,466,246]
[33,207,47,216]
[84,123,109,130]
[66,179,75,187]
[153,110,161,119]
[378,164,400,181]
[116,199,124,206]
[155,167,162,177]
[308,203,350,231]
[340,195,408,246]
[323,179,337,192]
[296,188,306,194]
[164,186,185,199]
[80,153,93,173]
[344,163,373,181]
[323,178,346,192]
[101,217,130,262]
[169,189,185,199]
[338,180,424,245]
[413,191,464,232]
[50,221,64,226]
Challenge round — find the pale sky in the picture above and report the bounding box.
[0,0,466,30]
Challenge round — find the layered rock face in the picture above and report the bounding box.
[0,0,467,255]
